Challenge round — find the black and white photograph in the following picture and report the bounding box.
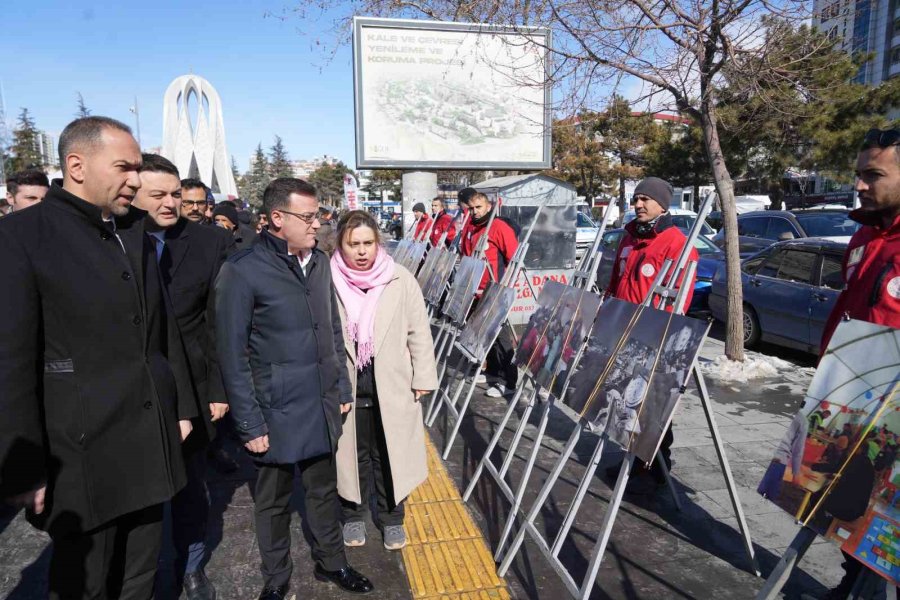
[416,241,444,290]
[563,299,707,463]
[424,250,457,307]
[457,282,517,362]
[444,256,486,326]
[514,281,601,396]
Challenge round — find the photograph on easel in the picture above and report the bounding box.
[424,250,456,307]
[416,242,444,289]
[443,257,486,326]
[401,241,427,273]
[514,281,602,396]
[456,281,516,362]
[757,319,900,585]
[562,298,707,464]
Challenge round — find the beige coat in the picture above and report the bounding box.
[335,265,438,505]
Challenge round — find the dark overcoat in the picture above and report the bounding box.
[0,184,190,534]
[160,217,234,446]
[215,228,351,465]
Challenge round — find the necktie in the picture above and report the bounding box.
[153,235,173,287]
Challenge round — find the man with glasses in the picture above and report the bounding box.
[808,128,900,600]
[603,177,698,494]
[181,178,212,224]
[216,178,373,599]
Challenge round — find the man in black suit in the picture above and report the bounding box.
[0,116,195,598]
[217,178,373,599]
[131,153,234,600]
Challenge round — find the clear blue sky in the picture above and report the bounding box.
[1,0,357,172]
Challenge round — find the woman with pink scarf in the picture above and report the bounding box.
[330,210,438,551]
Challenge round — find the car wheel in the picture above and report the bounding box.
[743,304,761,348]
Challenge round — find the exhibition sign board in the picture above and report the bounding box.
[352,17,552,169]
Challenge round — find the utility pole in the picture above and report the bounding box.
[129,96,142,148]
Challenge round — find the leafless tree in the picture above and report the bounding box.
[284,0,824,360]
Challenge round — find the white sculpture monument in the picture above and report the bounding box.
[162,74,238,198]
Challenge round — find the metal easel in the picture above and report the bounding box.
[496,197,760,599]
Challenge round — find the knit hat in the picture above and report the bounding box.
[633,177,673,211]
[413,202,426,214]
[212,202,239,227]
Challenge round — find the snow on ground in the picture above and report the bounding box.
[701,351,815,384]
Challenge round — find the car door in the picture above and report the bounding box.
[746,248,816,345]
[808,251,844,352]
[596,231,623,291]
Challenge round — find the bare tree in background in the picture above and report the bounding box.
[285,0,823,361]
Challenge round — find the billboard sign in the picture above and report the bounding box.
[352,17,552,170]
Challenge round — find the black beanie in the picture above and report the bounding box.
[633,177,673,211]
[458,187,477,206]
[413,202,426,214]
[212,202,239,227]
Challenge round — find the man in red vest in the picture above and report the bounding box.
[412,203,432,241]
[605,177,698,492]
[430,197,456,247]
[459,192,519,397]
[810,129,900,600]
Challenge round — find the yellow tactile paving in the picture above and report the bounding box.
[401,437,510,600]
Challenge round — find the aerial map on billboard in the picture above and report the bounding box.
[353,17,551,169]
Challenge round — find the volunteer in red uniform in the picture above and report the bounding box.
[412,203,432,241]
[459,192,519,398]
[814,129,900,600]
[429,197,456,247]
[605,177,698,492]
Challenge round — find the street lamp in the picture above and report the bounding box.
[129,96,142,149]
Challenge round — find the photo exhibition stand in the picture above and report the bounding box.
[427,202,546,460]
[460,199,619,557]
[493,197,760,600]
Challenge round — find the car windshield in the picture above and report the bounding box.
[794,212,861,238]
[577,212,596,228]
[670,214,714,236]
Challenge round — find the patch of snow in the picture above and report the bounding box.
[702,352,813,384]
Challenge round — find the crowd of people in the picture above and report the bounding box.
[0,116,438,600]
[3,112,900,600]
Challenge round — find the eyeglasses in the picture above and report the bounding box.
[181,200,208,208]
[862,128,900,149]
[278,209,320,225]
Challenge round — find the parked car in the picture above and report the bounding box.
[707,238,847,354]
[576,211,599,260]
[711,209,860,257]
[595,228,724,314]
[622,208,717,239]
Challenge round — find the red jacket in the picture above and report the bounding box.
[430,211,456,247]
[460,215,518,292]
[821,211,900,351]
[413,215,432,241]
[608,214,698,312]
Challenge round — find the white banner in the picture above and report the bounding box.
[343,174,359,210]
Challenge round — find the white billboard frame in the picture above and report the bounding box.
[352,17,552,170]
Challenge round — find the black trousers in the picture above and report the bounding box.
[487,321,518,389]
[340,407,405,527]
[49,504,164,600]
[254,454,346,589]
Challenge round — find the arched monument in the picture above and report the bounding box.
[162,74,238,197]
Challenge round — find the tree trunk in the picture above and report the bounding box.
[698,101,745,362]
[617,175,627,224]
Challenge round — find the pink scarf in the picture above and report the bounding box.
[330,248,395,368]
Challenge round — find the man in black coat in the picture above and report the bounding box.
[216,178,373,599]
[0,116,195,598]
[131,153,234,600]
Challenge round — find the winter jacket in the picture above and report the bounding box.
[215,229,351,465]
[430,211,456,247]
[459,215,519,293]
[821,211,900,351]
[607,213,698,311]
[413,215,433,241]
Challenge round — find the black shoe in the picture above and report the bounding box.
[184,570,216,600]
[257,586,288,600]
[208,446,239,474]
[314,564,374,594]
